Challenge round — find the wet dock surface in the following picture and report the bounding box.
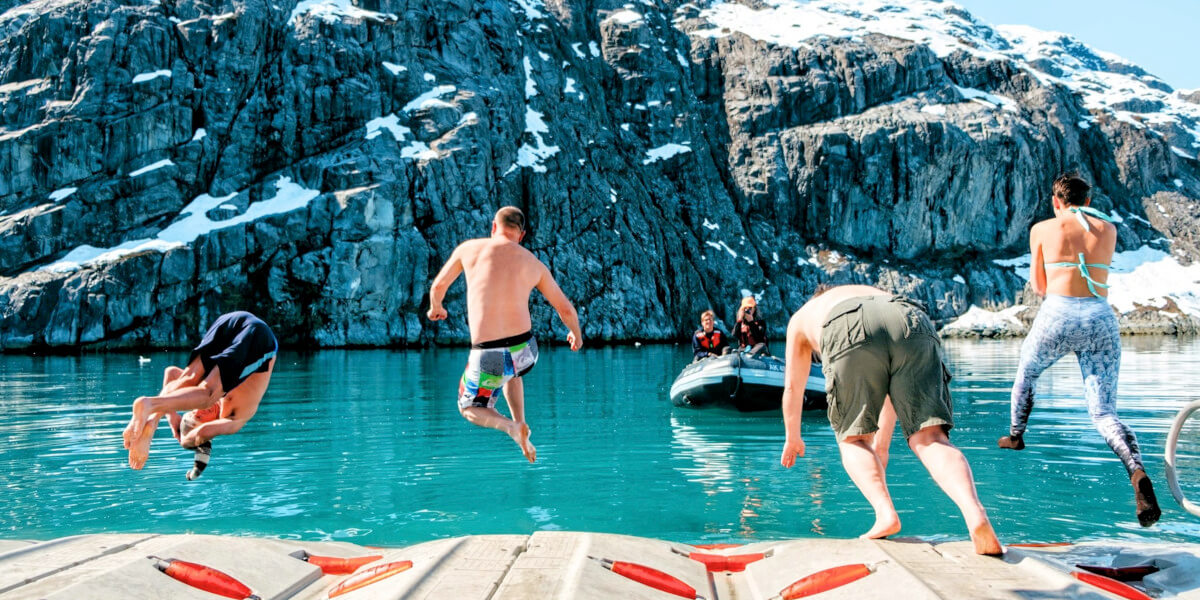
[0,533,1196,599]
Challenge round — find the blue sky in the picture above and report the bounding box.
[955,0,1198,90]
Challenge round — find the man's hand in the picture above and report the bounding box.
[180,427,207,449]
[427,304,448,321]
[781,435,806,468]
[567,330,583,351]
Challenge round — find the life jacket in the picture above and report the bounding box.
[696,330,724,349]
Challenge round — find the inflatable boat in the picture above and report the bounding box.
[669,352,827,412]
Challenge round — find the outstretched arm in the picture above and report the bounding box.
[536,265,583,350]
[427,245,464,320]
[781,313,811,467]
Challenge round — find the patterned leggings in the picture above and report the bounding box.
[1009,295,1144,475]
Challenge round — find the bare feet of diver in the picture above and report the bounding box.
[127,417,156,470]
[859,513,901,539]
[970,520,1004,556]
[509,422,536,463]
[129,397,152,438]
[122,416,136,450]
[997,434,1025,450]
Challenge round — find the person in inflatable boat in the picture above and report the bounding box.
[692,310,730,361]
[735,296,769,356]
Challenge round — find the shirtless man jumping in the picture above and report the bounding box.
[123,311,277,476]
[779,285,1002,555]
[426,206,583,463]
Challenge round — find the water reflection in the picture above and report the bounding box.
[670,415,736,493]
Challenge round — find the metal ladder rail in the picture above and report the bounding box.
[1165,399,1200,518]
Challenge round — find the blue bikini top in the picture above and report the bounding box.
[1044,207,1118,299]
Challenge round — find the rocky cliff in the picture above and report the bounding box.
[0,0,1196,349]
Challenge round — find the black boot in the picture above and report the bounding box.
[1131,469,1161,527]
[997,433,1025,450]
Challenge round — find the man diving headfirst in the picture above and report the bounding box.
[426,206,583,463]
[122,311,277,476]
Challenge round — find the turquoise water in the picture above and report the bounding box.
[2,337,1199,547]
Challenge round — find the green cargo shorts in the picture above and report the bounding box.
[819,295,954,441]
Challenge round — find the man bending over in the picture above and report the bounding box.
[779,285,1002,555]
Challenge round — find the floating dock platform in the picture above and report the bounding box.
[0,533,1197,599]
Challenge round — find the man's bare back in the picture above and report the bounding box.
[789,284,890,353]
[428,234,581,347]
[456,237,546,343]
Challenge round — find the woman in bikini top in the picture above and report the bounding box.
[1030,197,1117,298]
[1001,173,1161,528]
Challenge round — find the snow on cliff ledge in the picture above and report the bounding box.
[42,178,320,273]
[941,305,1029,337]
[686,0,1200,150]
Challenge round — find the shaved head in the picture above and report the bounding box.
[494,206,525,232]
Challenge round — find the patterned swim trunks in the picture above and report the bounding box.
[458,331,539,410]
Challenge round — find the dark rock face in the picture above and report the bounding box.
[0,0,1196,350]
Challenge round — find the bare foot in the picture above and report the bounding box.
[127,417,157,470]
[860,514,901,539]
[509,423,536,463]
[970,521,1004,556]
[130,397,152,438]
[122,416,137,449]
